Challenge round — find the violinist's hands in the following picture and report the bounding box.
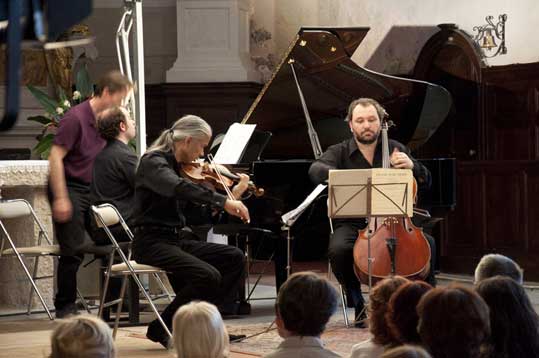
[231,173,250,198]
[52,196,73,223]
[224,199,250,223]
[390,147,414,169]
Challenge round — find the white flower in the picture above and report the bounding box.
[63,100,70,108]
[72,91,81,100]
[56,107,64,115]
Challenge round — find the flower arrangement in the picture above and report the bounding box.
[27,67,93,159]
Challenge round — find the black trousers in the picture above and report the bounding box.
[48,181,92,310]
[133,228,245,334]
[329,220,436,309]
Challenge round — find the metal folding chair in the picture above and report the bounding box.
[0,199,89,320]
[91,203,173,339]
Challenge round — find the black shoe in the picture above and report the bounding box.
[55,303,79,319]
[146,319,170,349]
[354,303,367,329]
[229,333,246,342]
[237,301,251,315]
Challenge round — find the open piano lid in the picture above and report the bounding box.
[241,27,452,159]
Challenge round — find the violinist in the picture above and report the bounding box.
[308,98,436,328]
[131,115,249,348]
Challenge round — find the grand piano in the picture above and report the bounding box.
[221,27,456,286]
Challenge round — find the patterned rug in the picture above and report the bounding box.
[226,321,370,357]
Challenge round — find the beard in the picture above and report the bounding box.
[354,129,380,145]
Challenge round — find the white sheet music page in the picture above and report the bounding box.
[213,123,257,164]
[281,184,327,227]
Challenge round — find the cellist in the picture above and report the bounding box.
[308,98,436,328]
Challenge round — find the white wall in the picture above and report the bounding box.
[270,0,539,74]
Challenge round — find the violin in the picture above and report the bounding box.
[352,119,431,285]
[180,161,264,199]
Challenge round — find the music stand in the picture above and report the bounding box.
[328,168,413,292]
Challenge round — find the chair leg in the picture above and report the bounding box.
[77,288,92,314]
[129,271,172,339]
[13,253,53,320]
[26,255,40,315]
[98,254,116,317]
[339,284,350,328]
[112,275,129,339]
[152,273,173,302]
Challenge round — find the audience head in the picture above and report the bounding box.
[49,315,115,358]
[386,281,432,344]
[275,271,338,337]
[476,275,539,358]
[172,301,229,358]
[474,253,523,284]
[97,106,135,143]
[368,276,409,346]
[417,285,490,358]
[381,345,432,358]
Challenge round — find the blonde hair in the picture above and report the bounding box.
[147,115,212,154]
[49,315,115,358]
[172,301,229,358]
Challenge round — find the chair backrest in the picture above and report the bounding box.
[0,199,32,219]
[92,205,121,228]
[91,203,133,263]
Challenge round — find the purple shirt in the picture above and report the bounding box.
[53,100,105,184]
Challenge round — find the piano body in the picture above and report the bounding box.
[231,27,455,277]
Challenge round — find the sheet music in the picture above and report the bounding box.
[371,169,413,216]
[281,184,327,227]
[213,123,256,164]
[328,168,413,218]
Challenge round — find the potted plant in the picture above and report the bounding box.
[27,67,93,159]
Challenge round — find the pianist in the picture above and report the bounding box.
[308,98,436,328]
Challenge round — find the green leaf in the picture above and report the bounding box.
[27,85,58,114]
[75,66,93,99]
[57,86,68,104]
[33,133,54,157]
[27,115,52,125]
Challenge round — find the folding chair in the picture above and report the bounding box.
[0,199,89,320]
[91,203,173,339]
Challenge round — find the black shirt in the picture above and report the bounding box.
[90,139,138,224]
[308,137,431,189]
[132,150,227,228]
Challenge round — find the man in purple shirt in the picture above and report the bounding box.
[48,70,133,318]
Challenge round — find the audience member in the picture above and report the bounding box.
[50,315,115,358]
[386,281,432,345]
[417,285,490,358]
[350,276,409,358]
[265,271,340,358]
[476,275,539,358]
[381,345,432,358]
[474,253,523,284]
[172,301,229,358]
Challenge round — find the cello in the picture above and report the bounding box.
[352,118,431,285]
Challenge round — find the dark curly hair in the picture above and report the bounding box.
[386,281,432,344]
[417,285,490,358]
[97,107,128,141]
[476,276,539,358]
[276,271,338,336]
[368,276,409,346]
[346,97,388,122]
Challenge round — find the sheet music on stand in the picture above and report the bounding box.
[281,184,327,227]
[213,123,256,164]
